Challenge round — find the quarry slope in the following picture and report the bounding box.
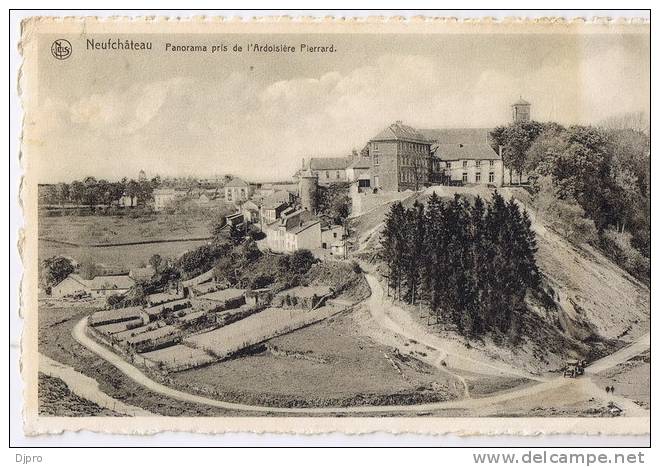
[350,186,650,374]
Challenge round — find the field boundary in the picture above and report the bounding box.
[39,236,212,248]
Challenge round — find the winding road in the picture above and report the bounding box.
[68,273,650,416]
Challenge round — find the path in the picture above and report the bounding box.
[363,273,543,381]
[71,308,649,416]
[585,333,650,374]
[39,353,155,417]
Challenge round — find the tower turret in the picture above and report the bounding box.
[512,97,531,123]
[298,168,318,213]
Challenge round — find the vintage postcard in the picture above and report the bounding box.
[18,15,650,436]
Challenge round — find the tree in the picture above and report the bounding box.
[317,183,350,224]
[209,215,227,241]
[239,238,262,264]
[409,156,429,191]
[421,192,445,314]
[149,254,163,274]
[69,181,85,206]
[380,202,406,298]
[401,201,426,303]
[55,183,69,205]
[289,249,317,275]
[490,121,561,184]
[40,256,74,287]
[139,178,154,205]
[78,256,98,280]
[125,179,140,199]
[229,222,244,245]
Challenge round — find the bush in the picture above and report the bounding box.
[106,294,124,308]
[40,256,74,287]
[543,198,598,245]
[600,228,650,281]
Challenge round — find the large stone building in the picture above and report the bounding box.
[420,128,504,187]
[368,121,433,192]
[430,142,503,186]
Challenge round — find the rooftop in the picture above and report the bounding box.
[89,306,143,326]
[347,157,372,170]
[371,121,431,144]
[200,288,246,303]
[66,273,135,291]
[261,190,292,208]
[308,157,351,171]
[432,143,500,161]
[224,177,249,188]
[419,128,492,145]
[513,98,531,106]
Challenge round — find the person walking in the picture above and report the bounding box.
[611,386,615,395]
[606,386,610,394]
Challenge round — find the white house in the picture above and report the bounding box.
[153,188,185,212]
[431,143,504,187]
[51,273,135,298]
[224,178,252,203]
[265,209,322,253]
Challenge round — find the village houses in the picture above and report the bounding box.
[224,177,252,203]
[51,273,136,298]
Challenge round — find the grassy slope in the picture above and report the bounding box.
[171,310,463,407]
[38,373,121,417]
[349,186,650,374]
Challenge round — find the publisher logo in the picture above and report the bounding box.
[51,39,72,60]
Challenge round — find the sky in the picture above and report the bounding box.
[29,32,650,183]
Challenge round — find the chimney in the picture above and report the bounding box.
[499,145,503,158]
[302,158,306,169]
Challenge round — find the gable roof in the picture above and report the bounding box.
[224,177,249,188]
[308,157,351,171]
[432,143,500,161]
[242,200,260,211]
[512,98,531,106]
[63,273,135,291]
[371,122,430,144]
[261,190,292,208]
[347,157,372,169]
[273,209,321,235]
[419,128,492,146]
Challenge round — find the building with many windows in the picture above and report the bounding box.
[431,142,503,187]
[368,121,433,192]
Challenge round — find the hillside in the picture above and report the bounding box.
[349,186,650,374]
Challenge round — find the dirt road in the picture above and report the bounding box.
[39,353,155,417]
[72,309,649,416]
[363,273,543,381]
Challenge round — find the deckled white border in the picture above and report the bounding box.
[14,12,651,440]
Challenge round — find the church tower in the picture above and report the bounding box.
[511,97,531,123]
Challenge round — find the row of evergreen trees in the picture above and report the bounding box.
[380,192,539,337]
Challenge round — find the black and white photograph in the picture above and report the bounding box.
[12,11,651,448]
